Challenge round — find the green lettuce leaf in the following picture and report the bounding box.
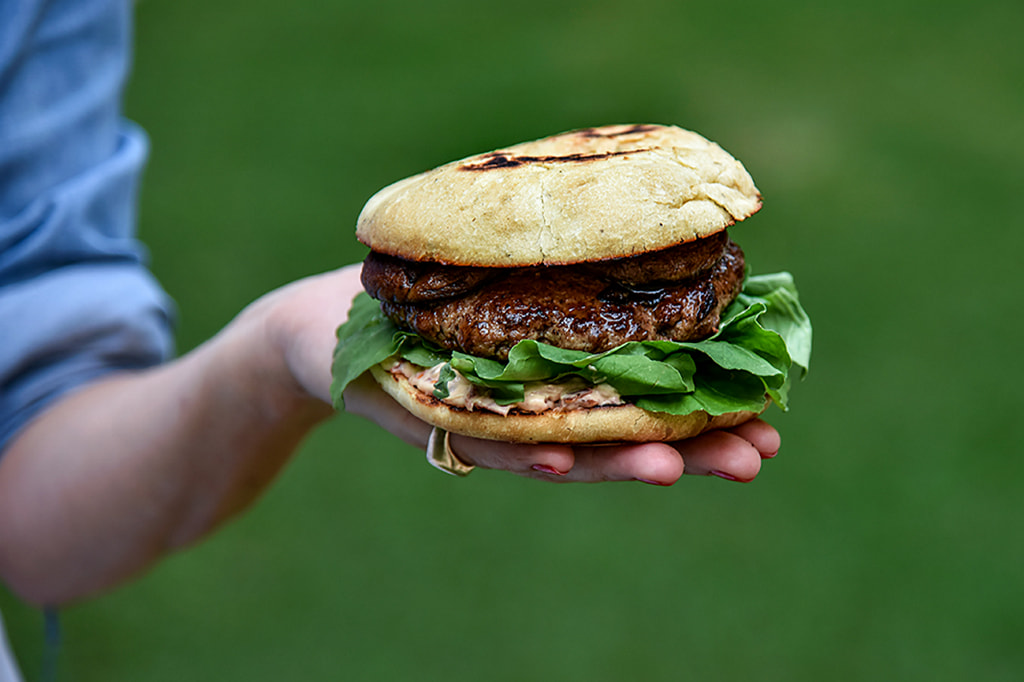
[330,271,812,416]
[329,292,403,403]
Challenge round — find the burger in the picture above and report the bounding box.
[331,124,811,443]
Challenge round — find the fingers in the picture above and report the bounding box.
[447,437,687,485]
[568,443,685,485]
[669,429,764,482]
[661,418,780,483]
[451,420,780,485]
[447,435,578,480]
[725,418,781,458]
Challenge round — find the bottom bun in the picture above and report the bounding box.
[369,365,766,444]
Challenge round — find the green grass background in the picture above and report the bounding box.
[3,0,1023,679]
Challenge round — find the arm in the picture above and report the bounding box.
[0,272,344,607]
[0,265,778,607]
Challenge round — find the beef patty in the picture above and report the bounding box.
[362,234,745,360]
[362,230,731,304]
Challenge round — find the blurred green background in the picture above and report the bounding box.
[3,0,1022,679]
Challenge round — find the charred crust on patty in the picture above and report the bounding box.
[583,230,729,285]
[361,230,733,304]
[361,252,498,303]
[373,239,745,361]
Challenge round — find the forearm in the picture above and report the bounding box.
[0,305,333,606]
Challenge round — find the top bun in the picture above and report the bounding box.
[356,124,761,267]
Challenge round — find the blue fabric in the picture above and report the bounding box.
[0,0,175,453]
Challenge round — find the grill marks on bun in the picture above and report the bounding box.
[457,125,664,172]
[459,148,646,171]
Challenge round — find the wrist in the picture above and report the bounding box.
[205,303,334,429]
[249,265,363,406]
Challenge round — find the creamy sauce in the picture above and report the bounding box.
[390,361,624,415]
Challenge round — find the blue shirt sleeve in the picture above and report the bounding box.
[0,0,175,453]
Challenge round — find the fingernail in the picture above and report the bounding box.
[709,470,739,481]
[635,478,673,487]
[762,449,779,459]
[531,464,567,476]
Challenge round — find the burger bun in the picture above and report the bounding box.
[356,124,761,267]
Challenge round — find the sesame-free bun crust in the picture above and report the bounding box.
[356,124,762,267]
[369,365,765,444]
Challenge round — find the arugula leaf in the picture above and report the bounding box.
[329,293,402,407]
[330,271,812,417]
[590,353,693,395]
[735,272,812,376]
[432,363,457,399]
